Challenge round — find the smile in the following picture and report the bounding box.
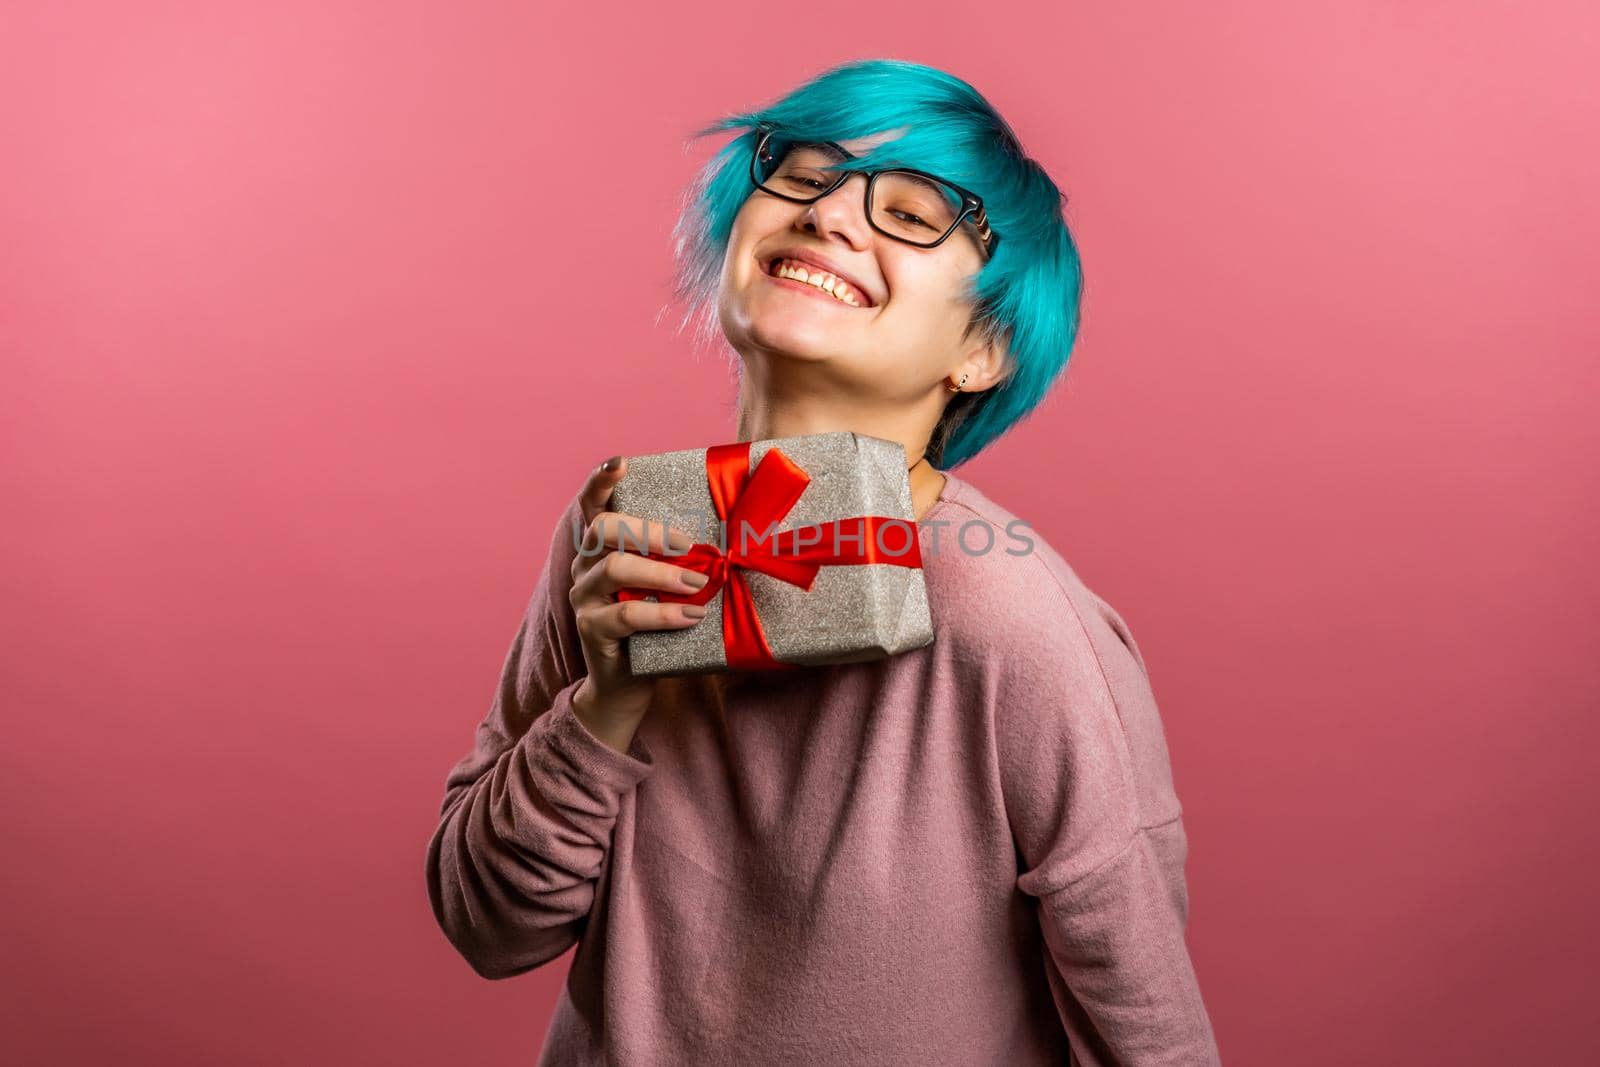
[764,258,871,308]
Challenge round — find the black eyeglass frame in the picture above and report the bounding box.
[749,127,1000,259]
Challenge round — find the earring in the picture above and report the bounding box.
[948,373,968,393]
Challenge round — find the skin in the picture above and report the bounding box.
[573,130,1008,752]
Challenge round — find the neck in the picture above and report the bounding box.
[733,360,950,523]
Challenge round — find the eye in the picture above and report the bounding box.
[889,209,936,231]
[773,169,837,194]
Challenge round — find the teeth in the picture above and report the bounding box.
[774,259,863,307]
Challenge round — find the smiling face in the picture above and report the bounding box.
[716,130,996,402]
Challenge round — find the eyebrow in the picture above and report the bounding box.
[897,173,947,196]
[812,140,855,161]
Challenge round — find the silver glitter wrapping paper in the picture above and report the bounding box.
[610,431,935,677]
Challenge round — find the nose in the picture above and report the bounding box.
[798,173,872,250]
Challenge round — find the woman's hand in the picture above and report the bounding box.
[568,455,709,752]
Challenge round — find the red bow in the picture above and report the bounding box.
[615,442,923,671]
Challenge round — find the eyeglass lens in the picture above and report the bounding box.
[757,140,968,247]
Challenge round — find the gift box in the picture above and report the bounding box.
[610,431,935,677]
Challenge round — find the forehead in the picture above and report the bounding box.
[832,126,910,156]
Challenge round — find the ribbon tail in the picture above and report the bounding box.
[721,570,795,671]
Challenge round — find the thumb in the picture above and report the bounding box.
[579,455,627,524]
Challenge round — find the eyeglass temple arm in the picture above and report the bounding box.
[969,203,996,253]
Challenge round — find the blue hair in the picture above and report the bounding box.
[672,59,1084,469]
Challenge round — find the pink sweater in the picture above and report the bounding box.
[426,469,1221,1065]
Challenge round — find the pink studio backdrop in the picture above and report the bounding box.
[3,3,1596,1064]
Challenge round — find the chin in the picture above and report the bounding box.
[723,295,853,364]
[749,318,846,363]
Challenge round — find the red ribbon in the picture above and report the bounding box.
[615,441,924,671]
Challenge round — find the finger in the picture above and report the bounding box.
[578,598,707,644]
[576,511,694,585]
[579,455,626,526]
[573,549,710,605]
[581,511,696,558]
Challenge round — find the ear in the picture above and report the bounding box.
[951,331,1010,394]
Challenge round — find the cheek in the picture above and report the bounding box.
[720,207,761,289]
[730,197,797,251]
[721,200,789,290]
[884,260,974,336]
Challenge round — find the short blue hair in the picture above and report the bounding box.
[672,59,1083,469]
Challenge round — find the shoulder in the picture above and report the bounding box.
[927,472,1185,825]
[923,473,1147,682]
[934,470,1184,825]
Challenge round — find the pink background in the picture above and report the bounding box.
[4,2,1596,1063]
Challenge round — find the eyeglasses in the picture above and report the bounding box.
[749,127,999,259]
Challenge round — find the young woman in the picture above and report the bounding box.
[426,59,1221,1065]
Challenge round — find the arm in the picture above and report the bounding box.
[424,491,654,980]
[993,568,1220,1064]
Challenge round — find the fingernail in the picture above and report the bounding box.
[682,603,708,618]
[681,570,709,589]
[602,455,622,473]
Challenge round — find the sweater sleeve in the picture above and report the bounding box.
[424,489,655,980]
[992,564,1221,1065]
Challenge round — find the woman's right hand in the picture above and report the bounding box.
[568,455,710,751]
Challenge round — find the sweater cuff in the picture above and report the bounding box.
[530,678,655,792]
